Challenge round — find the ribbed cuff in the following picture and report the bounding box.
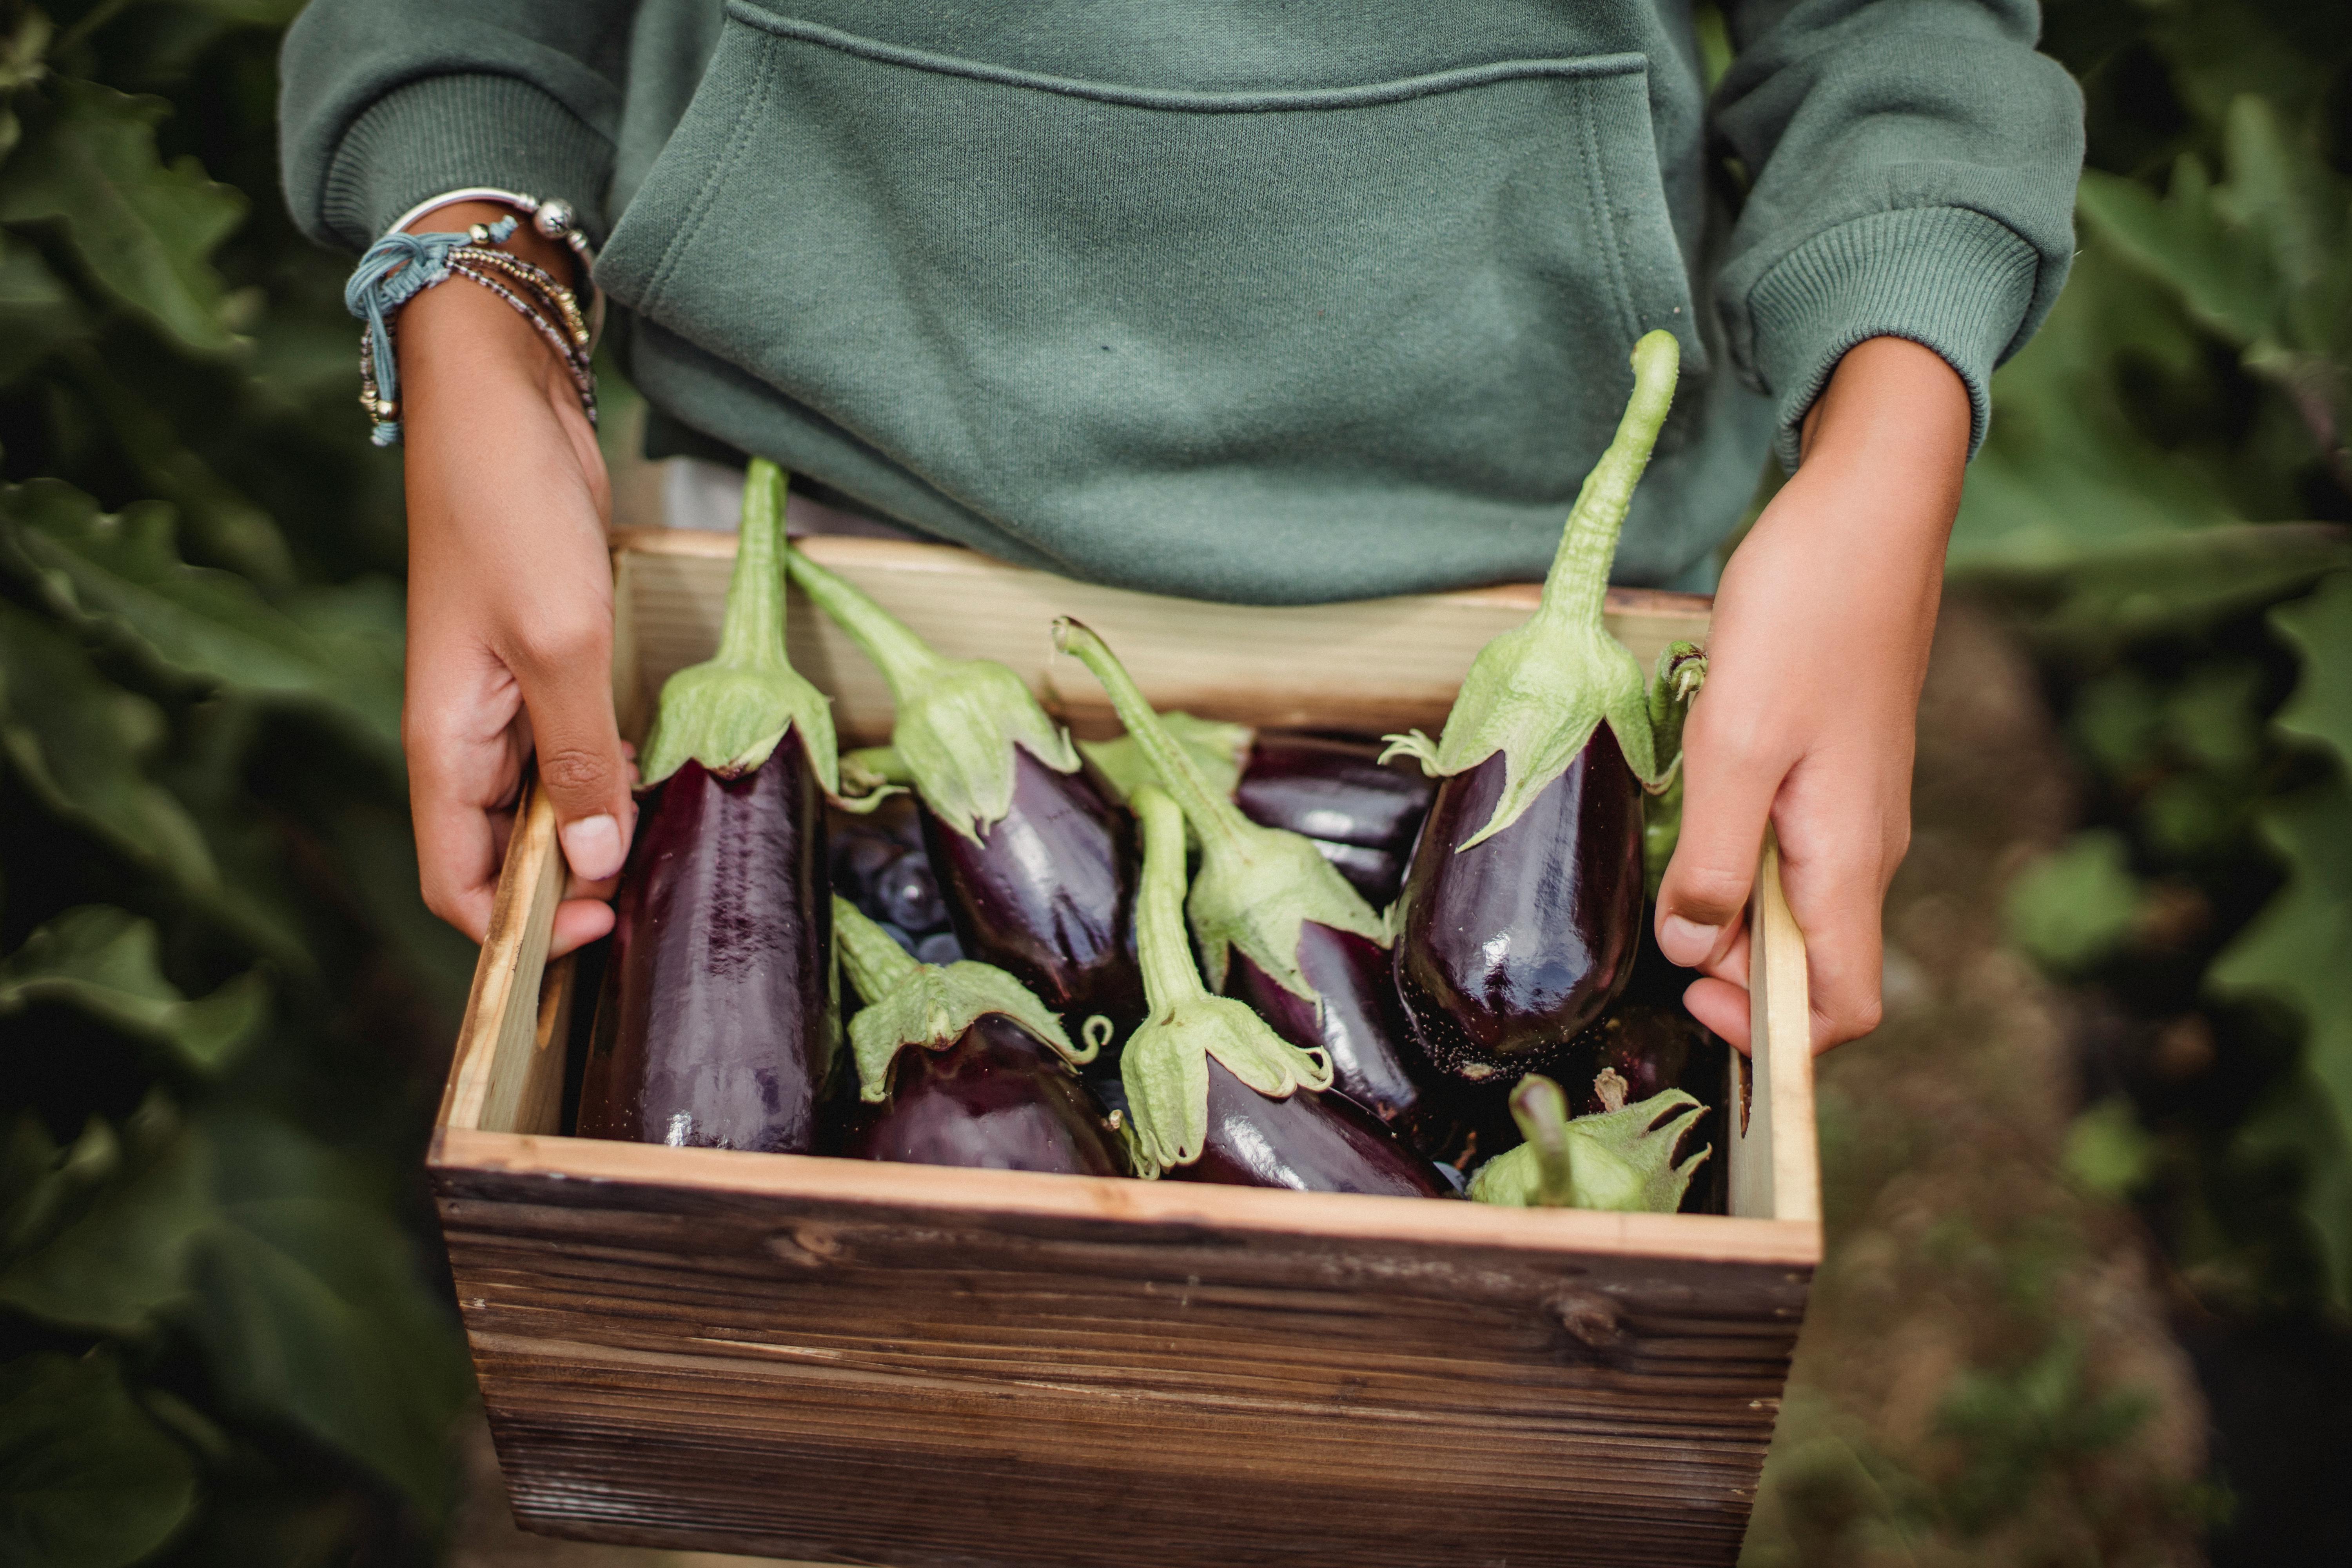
[317,73,613,252]
[1748,207,2042,467]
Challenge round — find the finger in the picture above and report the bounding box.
[504,613,635,882]
[1684,976,1751,1053]
[549,897,617,958]
[405,655,526,945]
[1657,695,1789,969]
[1772,768,1896,1052]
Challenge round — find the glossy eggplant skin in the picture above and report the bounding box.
[1174,1057,1448,1196]
[1228,924,1428,1130]
[843,1013,1129,1175]
[1234,732,1435,853]
[921,748,1146,1046]
[1393,726,1645,1082]
[1307,840,1407,907]
[578,736,831,1152]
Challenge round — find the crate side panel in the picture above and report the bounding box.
[438,1165,1806,1568]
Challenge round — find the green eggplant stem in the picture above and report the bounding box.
[1130,786,1210,1011]
[1053,619,1248,854]
[832,895,923,1000]
[1511,1074,1576,1208]
[1537,330,1682,633]
[784,546,941,700]
[713,463,791,671]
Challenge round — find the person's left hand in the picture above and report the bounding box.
[1653,335,1972,1052]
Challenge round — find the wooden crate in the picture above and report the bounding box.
[432,532,1820,1568]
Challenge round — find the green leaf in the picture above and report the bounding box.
[0,1352,198,1568]
[190,1116,470,1518]
[2003,830,2148,973]
[0,231,82,385]
[0,479,401,759]
[1955,523,2352,651]
[0,78,246,354]
[0,906,268,1074]
[2063,1098,2159,1200]
[0,600,218,894]
[2270,571,2352,772]
[2208,777,2352,1308]
[0,1111,211,1336]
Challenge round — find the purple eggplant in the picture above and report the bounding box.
[1392,728,1646,1080]
[832,896,1125,1175]
[1235,732,1435,859]
[1225,924,1423,1127]
[1055,623,1437,1137]
[1114,784,1444,1196]
[1385,332,1685,1085]
[786,551,1147,1076]
[1085,720,1433,905]
[1560,995,1731,1214]
[577,461,851,1152]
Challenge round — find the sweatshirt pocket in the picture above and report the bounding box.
[599,7,1698,550]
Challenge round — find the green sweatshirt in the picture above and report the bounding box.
[279,2,2082,603]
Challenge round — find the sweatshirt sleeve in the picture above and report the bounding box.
[279,1,644,252]
[1713,0,2084,465]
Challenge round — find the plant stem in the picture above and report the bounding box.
[712,461,794,672]
[784,544,942,701]
[1130,787,1210,1011]
[1538,331,1681,630]
[1053,619,1247,854]
[1510,1074,1576,1208]
[832,895,923,1000]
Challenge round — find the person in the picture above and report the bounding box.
[279,1,2083,1053]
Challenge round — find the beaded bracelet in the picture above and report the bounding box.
[344,212,596,447]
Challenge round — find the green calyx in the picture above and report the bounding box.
[1642,642,1707,897]
[786,544,1077,841]
[639,460,845,791]
[1382,331,1682,850]
[1467,1074,1712,1212]
[1080,711,1253,805]
[1054,618,1386,999]
[1118,787,1333,1178]
[832,895,1090,1102]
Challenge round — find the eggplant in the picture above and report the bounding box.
[833,896,1125,1175]
[1234,732,1435,860]
[1115,785,1443,1197]
[1466,1073,1710,1212]
[1055,622,1438,1138]
[1392,729,1646,1080]
[785,550,1147,1083]
[1560,996,1730,1214]
[1385,331,1690,1083]
[1085,721,1434,905]
[577,462,852,1152]
[1642,646,1708,898]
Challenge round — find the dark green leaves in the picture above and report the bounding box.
[0,907,268,1074]
[0,1352,198,1568]
[0,481,402,758]
[0,78,247,354]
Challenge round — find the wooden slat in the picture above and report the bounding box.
[432,1142,1809,1568]
[439,782,564,1134]
[608,529,1714,745]
[1743,836,1820,1225]
[436,1129,1819,1269]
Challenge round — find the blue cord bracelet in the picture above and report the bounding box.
[343,215,519,446]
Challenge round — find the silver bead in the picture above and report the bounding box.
[534,200,574,239]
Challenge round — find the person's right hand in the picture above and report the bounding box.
[397,202,635,957]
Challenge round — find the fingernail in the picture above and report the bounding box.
[1659,915,1720,967]
[561,813,624,879]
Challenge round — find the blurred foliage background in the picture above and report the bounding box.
[0,0,2345,1564]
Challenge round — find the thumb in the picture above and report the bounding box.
[1655,717,1784,971]
[510,630,634,883]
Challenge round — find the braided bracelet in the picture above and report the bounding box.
[345,213,597,446]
